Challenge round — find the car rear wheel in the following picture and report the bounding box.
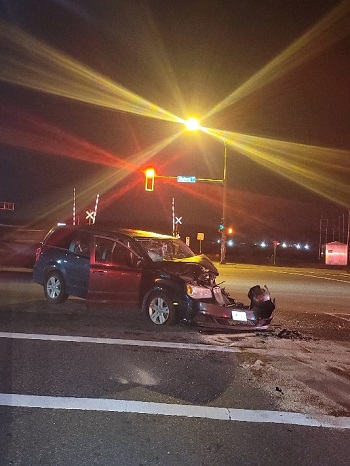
[44,272,69,304]
[146,291,177,325]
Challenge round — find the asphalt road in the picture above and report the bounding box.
[0,265,349,465]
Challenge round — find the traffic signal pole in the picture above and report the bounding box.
[143,137,229,263]
[220,140,227,264]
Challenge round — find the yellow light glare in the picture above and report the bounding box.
[185,118,200,131]
[204,127,350,208]
[0,20,182,125]
[204,0,350,119]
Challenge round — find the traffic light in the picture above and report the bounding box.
[144,168,155,191]
[227,226,235,235]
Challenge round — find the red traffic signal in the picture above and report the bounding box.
[144,167,155,191]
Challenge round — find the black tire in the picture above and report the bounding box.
[44,271,69,304]
[146,291,177,325]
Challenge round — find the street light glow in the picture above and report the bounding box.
[185,118,200,131]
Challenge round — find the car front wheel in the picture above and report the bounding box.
[146,291,177,325]
[44,272,69,304]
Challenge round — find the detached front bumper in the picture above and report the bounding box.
[191,301,274,330]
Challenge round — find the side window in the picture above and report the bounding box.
[111,243,133,267]
[118,238,143,263]
[93,236,134,267]
[94,237,115,263]
[73,232,90,258]
[45,228,76,249]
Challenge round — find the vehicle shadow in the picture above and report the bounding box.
[0,298,200,340]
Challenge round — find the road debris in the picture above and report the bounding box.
[276,329,312,340]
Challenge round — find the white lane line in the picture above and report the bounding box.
[0,331,241,353]
[0,393,349,430]
[266,269,350,284]
[325,313,350,322]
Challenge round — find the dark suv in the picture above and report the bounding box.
[33,225,275,328]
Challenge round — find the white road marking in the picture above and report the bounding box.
[1,331,349,429]
[266,268,350,284]
[1,330,348,363]
[325,313,350,322]
[0,393,349,429]
[0,331,242,352]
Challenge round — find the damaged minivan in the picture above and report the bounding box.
[33,225,275,329]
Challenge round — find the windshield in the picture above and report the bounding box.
[136,238,195,262]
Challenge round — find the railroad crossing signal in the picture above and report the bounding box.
[175,216,182,225]
[86,210,95,224]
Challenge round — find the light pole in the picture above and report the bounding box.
[220,139,227,264]
[184,118,228,264]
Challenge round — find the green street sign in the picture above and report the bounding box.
[177,176,196,183]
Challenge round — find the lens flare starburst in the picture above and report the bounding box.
[0,0,349,225]
[0,20,182,124]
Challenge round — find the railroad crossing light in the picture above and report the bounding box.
[145,167,155,191]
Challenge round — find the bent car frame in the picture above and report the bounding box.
[33,225,275,330]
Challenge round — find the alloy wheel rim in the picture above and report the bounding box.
[149,297,169,324]
[47,277,61,299]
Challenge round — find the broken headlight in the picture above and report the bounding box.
[186,284,213,299]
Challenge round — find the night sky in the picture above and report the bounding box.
[0,0,349,245]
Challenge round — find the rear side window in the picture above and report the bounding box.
[44,228,76,249]
[73,231,90,257]
[94,236,134,267]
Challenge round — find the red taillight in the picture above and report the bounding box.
[35,246,42,262]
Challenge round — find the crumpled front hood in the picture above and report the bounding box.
[154,254,218,280]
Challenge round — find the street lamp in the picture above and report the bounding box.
[185,117,200,131]
[185,118,228,264]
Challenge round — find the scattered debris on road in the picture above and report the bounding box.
[276,328,312,341]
